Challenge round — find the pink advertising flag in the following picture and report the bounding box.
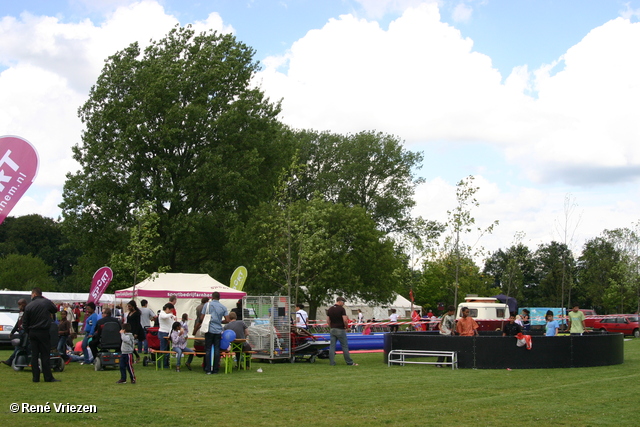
[88,266,114,304]
[0,136,39,225]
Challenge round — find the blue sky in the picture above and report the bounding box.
[1,0,640,256]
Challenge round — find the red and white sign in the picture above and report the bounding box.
[114,289,242,300]
[88,266,114,304]
[0,136,39,225]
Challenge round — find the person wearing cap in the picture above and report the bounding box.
[326,297,358,366]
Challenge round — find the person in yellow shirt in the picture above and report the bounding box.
[567,304,587,335]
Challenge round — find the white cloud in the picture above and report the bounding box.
[256,3,640,253]
[258,5,640,187]
[620,2,640,20]
[517,18,640,183]
[452,3,473,23]
[259,3,535,146]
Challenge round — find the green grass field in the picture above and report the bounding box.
[1,339,639,427]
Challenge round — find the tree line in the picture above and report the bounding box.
[0,26,637,318]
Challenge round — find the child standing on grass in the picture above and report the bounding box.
[545,314,559,337]
[117,323,136,384]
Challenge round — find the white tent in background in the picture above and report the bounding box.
[0,290,115,305]
[114,273,246,332]
[45,292,116,305]
[316,293,420,322]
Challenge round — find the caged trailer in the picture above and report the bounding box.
[243,296,292,363]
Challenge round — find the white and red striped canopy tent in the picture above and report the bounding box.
[115,273,246,332]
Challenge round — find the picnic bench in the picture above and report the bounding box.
[150,349,256,373]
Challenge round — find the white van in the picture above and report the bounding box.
[456,296,511,331]
[0,291,28,343]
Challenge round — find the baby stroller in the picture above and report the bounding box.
[142,327,160,367]
[290,326,329,363]
[93,322,122,371]
[12,323,65,372]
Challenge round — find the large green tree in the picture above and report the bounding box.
[232,196,403,320]
[293,129,424,233]
[576,233,633,313]
[602,227,640,314]
[109,201,170,289]
[61,26,291,278]
[415,251,496,312]
[442,175,498,307]
[483,243,537,305]
[0,214,79,287]
[533,242,576,307]
[0,254,55,291]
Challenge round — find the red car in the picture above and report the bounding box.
[593,315,639,338]
[579,309,598,329]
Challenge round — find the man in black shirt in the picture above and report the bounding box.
[326,297,357,366]
[22,288,59,382]
[502,313,523,337]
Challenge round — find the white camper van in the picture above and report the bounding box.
[456,296,511,331]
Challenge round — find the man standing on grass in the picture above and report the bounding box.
[568,304,587,335]
[456,307,479,336]
[327,297,358,366]
[201,291,230,374]
[22,288,60,382]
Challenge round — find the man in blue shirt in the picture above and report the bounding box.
[200,291,230,374]
[82,302,100,364]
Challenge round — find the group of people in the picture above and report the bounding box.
[435,304,588,340]
[1,288,163,383]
